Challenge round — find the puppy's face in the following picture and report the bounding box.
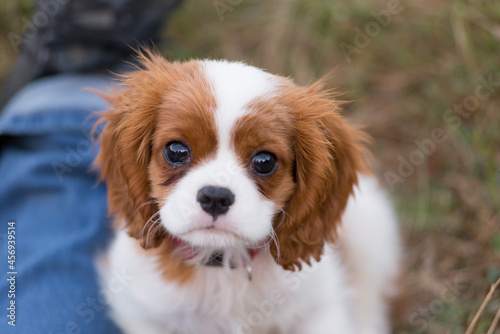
[96,52,367,271]
[149,61,295,251]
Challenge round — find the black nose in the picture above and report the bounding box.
[197,186,235,220]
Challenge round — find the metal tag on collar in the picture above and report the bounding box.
[246,262,252,282]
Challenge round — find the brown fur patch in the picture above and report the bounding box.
[235,81,371,271]
[231,100,296,208]
[95,50,217,282]
[149,66,218,202]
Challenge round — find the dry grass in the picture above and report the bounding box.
[1,0,500,332]
[466,278,500,334]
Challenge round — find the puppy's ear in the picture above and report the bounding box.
[271,82,370,270]
[95,51,173,248]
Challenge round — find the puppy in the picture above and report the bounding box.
[95,51,400,334]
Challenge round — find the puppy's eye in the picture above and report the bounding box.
[251,152,278,175]
[164,141,190,165]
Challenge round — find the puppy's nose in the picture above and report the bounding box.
[197,186,235,220]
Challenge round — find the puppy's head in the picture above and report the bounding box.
[96,51,369,271]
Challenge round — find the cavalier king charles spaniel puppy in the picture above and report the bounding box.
[95,51,401,334]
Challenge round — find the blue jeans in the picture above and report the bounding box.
[0,75,122,334]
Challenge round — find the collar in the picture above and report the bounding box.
[205,250,258,281]
[204,249,260,267]
[171,237,260,281]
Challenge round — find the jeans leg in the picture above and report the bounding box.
[0,76,122,334]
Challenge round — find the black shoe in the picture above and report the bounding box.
[0,0,183,110]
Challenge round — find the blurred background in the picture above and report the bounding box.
[1,0,499,332]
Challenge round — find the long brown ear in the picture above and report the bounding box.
[94,51,175,248]
[271,82,370,270]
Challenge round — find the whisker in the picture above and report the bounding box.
[139,211,161,241]
[134,199,159,214]
[143,199,160,207]
[275,207,289,230]
[145,217,163,249]
[269,228,281,264]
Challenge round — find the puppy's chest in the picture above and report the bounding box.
[166,262,300,333]
[104,234,301,329]
[187,262,284,313]
[119,258,296,333]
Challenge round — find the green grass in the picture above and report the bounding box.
[1,0,500,332]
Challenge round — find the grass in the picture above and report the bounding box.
[1,0,499,332]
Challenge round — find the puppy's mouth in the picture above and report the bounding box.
[170,228,271,269]
[176,226,248,249]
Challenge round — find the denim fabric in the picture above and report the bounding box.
[0,75,122,334]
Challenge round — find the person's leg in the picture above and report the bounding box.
[0,74,122,334]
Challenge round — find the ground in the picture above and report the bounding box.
[1,0,499,332]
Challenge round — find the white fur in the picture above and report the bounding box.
[337,176,401,334]
[99,61,401,334]
[100,175,399,334]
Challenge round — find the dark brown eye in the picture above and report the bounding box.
[164,141,190,165]
[251,152,278,175]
